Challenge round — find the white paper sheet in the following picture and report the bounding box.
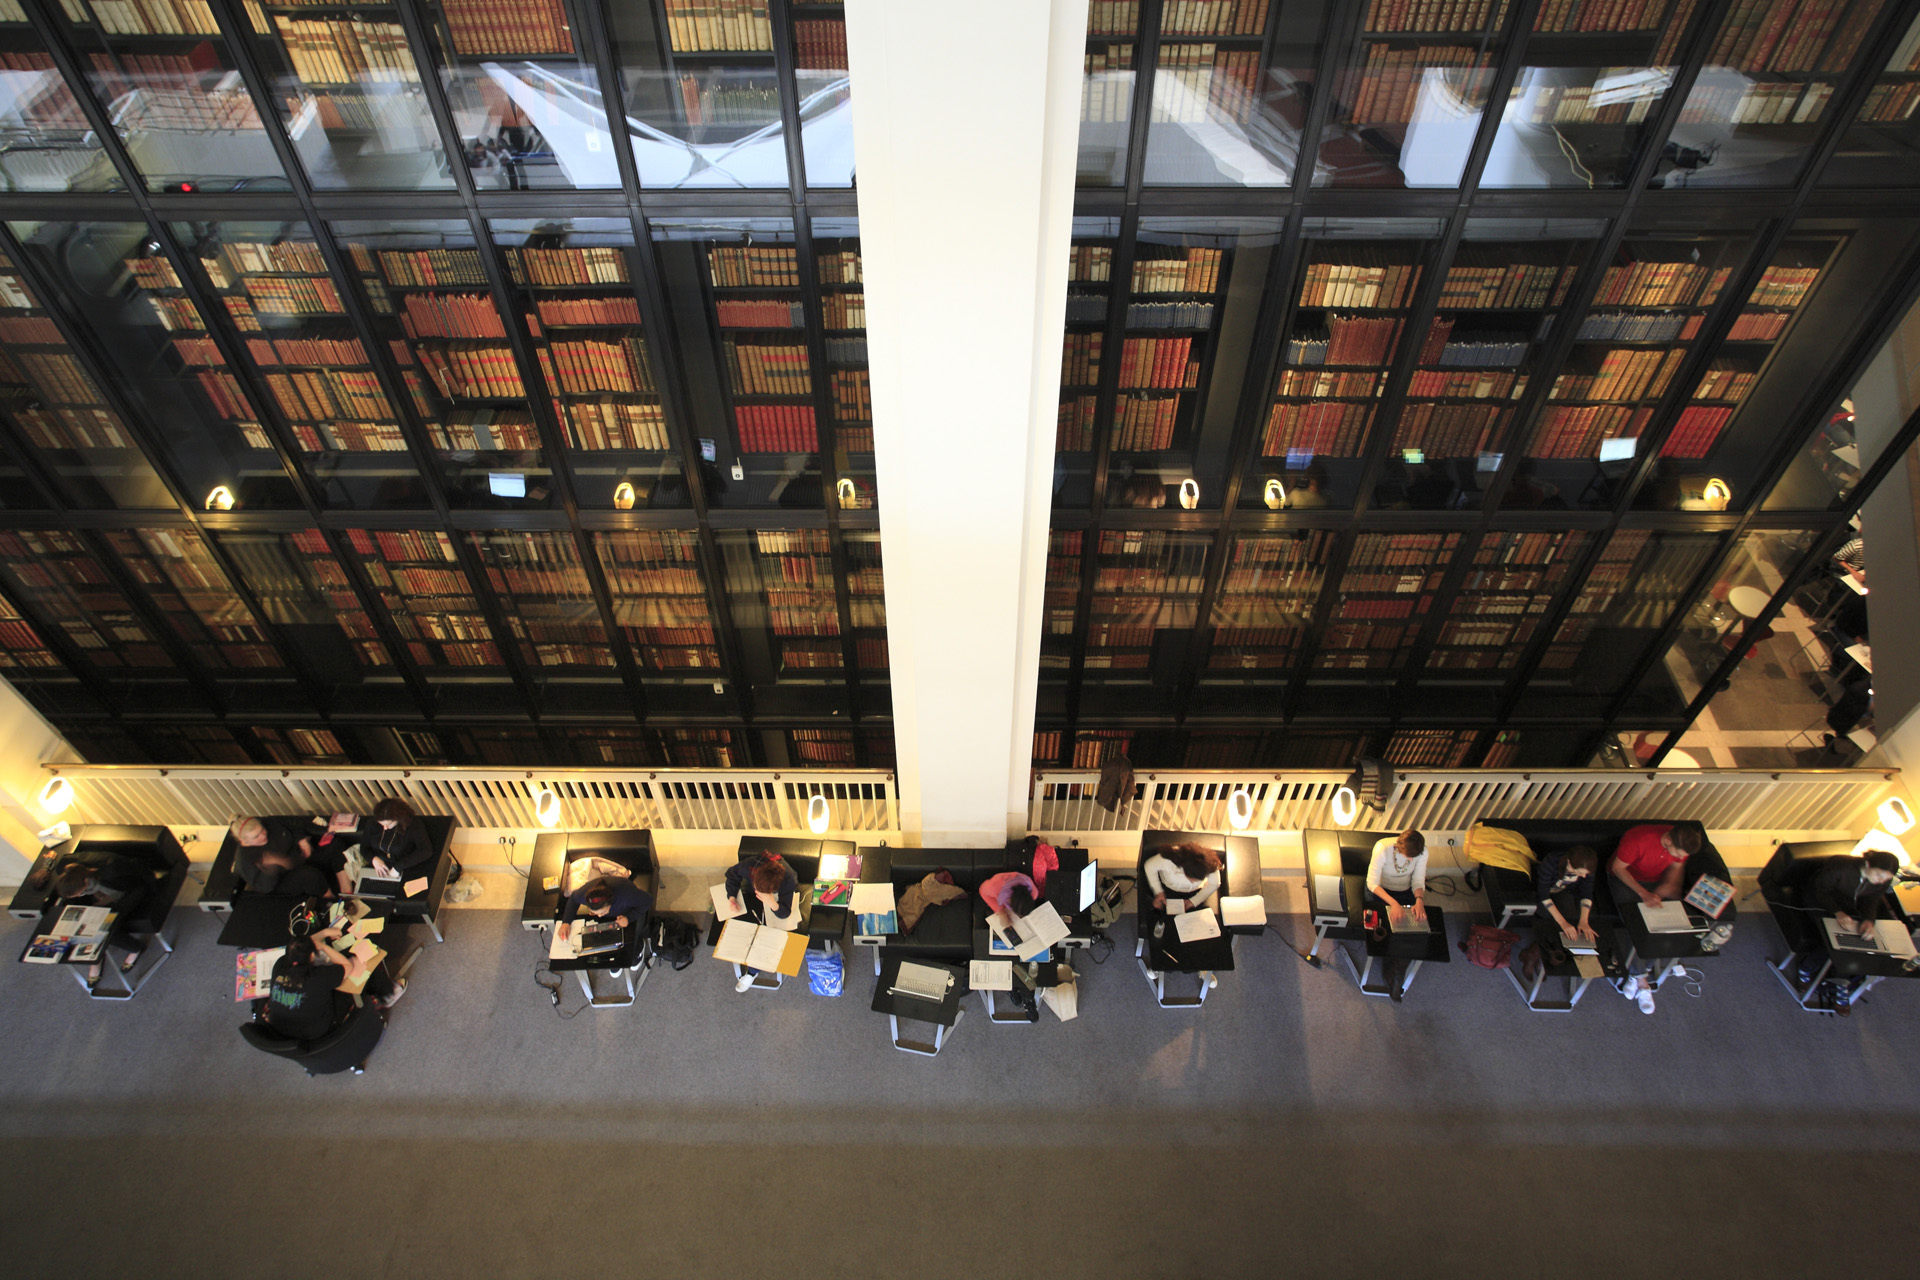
[1174,909,1221,942]
[710,883,745,920]
[849,882,896,914]
[1221,895,1266,928]
[969,960,1013,990]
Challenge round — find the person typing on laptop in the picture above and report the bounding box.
[1609,823,1700,908]
[979,871,1045,1018]
[354,798,437,883]
[561,872,653,952]
[1535,845,1599,946]
[1813,850,1900,941]
[1365,829,1428,926]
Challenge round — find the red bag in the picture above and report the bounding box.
[1458,924,1520,969]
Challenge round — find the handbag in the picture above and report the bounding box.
[1458,924,1519,969]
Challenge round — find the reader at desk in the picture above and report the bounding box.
[17,826,188,999]
[537,831,655,1009]
[1760,842,1915,1013]
[1135,831,1249,1007]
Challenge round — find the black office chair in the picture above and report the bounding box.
[239,1002,387,1076]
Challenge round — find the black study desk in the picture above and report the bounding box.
[1770,917,1920,1011]
[1506,921,1627,1013]
[1610,885,1724,987]
[16,901,161,1000]
[873,951,966,1056]
[1340,905,1451,999]
[547,922,646,1008]
[1136,909,1234,1008]
[971,926,1071,1024]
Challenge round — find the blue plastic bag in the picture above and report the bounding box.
[806,946,844,997]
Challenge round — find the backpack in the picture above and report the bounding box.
[805,946,843,997]
[1458,924,1520,969]
[651,916,699,971]
[1089,874,1133,931]
[1095,752,1135,812]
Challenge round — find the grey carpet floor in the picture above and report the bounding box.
[2,899,1918,1280]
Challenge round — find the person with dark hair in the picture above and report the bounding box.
[1366,829,1429,926]
[1812,849,1902,941]
[1535,844,1600,946]
[229,816,317,894]
[724,851,801,992]
[262,928,380,1040]
[560,871,653,966]
[41,849,154,976]
[1144,842,1222,913]
[1610,822,1702,908]
[355,798,436,880]
[979,868,1040,921]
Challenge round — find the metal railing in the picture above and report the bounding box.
[1028,767,1904,840]
[43,766,899,835]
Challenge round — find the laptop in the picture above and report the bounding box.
[1639,901,1705,934]
[889,960,952,1002]
[1561,929,1600,955]
[1825,918,1918,956]
[1389,910,1432,935]
[572,921,625,957]
[344,846,403,898]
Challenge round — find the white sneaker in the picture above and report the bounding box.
[734,972,756,993]
[1621,974,1641,1000]
[1636,987,1656,1015]
[1200,970,1218,989]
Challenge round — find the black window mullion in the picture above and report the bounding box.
[19,0,156,197]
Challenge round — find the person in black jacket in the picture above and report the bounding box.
[1812,850,1901,941]
[230,816,316,893]
[724,852,798,924]
[1534,844,1599,946]
[355,798,436,880]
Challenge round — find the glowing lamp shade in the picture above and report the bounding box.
[1263,479,1285,510]
[612,482,636,510]
[807,793,830,834]
[1850,829,1910,866]
[836,478,857,509]
[532,786,562,829]
[1701,477,1731,507]
[1178,478,1199,510]
[1330,784,1359,827]
[1227,788,1253,831]
[37,775,73,815]
[1878,797,1915,836]
[204,485,235,512]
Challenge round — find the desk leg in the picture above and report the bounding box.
[889,1008,961,1056]
[1339,945,1369,993]
[1135,954,1206,1008]
[89,924,175,1001]
[983,989,1038,1025]
[577,965,636,1009]
[1401,959,1424,995]
[1307,921,1332,961]
[1568,975,1594,1007]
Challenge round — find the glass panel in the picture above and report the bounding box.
[1485,0,1686,188]
[467,531,616,709]
[420,0,616,189]
[789,726,854,764]
[239,0,454,190]
[214,528,398,708]
[649,217,817,510]
[1768,288,1920,509]
[63,0,286,192]
[0,243,172,508]
[1384,728,1478,767]
[1141,0,1312,187]
[340,527,511,701]
[812,219,873,508]
[662,725,741,766]
[1639,234,1843,510]
[0,14,117,192]
[1416,529,1588,681]
[790,2,851,185]
[11,220,303,509]
[1654,0,1890,188]
[608,1,791,189]
[1194,530,1335,717]
[1078,0,1137,185]
[1038,529,1080,706]
[170,219,426,509]
[561,726,665,767]
[1079,529,1211,717]
[1251,219,1440,512]
[1377,220,1593,511]
[1515,528,1719,718]
[0,433,43,508]
[331,219,550,508]
[717,528,847,715]
[138,723,254,762]
[493,217,687,510]
[1297,531,1462,719]
[1820,10,1920,186]
[844,529,884,684]
[591,528,720,685]
[0,529,175,675]
[1106,216,1282,510]
[1315,2,1508,188]
[1054,217,1118,509]
[1507,226,1757,511]
[246,725,352,764]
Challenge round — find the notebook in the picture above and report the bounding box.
[1174,908,1221,943]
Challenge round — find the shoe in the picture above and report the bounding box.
[735,972,756,992]
[1636,987,1656,1015]
[1621,974,1641,1000]
[1200,970,1218,989]
[377,979,407,1009]
[119,940,147,973]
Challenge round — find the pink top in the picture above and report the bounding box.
[979,872,1039,918]
[1029,843,1058,894]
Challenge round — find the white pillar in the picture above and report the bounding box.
[0,676,82,883]
[1851,319,1920,732]
[844,0,1087,845]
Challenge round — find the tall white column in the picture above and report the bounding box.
[844,0,1087,845]
[1851,311,1920,733]
[0,676,81,882]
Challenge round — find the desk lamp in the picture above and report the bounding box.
[532,786,562,828]
[807,793,830,834]
[1227,788,1253,831]
[36,775,73,815]
[1877,797,1914,836]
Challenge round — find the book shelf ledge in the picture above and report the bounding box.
[668,49,778,60]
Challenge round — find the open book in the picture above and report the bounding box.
[713,918,808,976]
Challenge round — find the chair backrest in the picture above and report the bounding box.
[1303,828,1396,878]
[888,848,1005,890]
[1763,839,1855,896]
[239,1022,302,1056]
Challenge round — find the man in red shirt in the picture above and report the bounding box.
[1609,822,1702,907]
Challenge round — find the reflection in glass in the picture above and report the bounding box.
[813,219,873,508]
[0,244,171,507]
[1080,529,1210,717]
[1078,2,1135,185]
[608,2,801,189]
[593,530,717,678]
[467,530,613,677]
[718,529,847,710]
[0,17,116,192]
[64,1,285,192]
[342,527,508,685]
[333,219,552,509]
[1483,66,1673,188]
[240,0,453,189]
[1820,10,1920,186]
[1199,531,1333,688]
[1311,531,1461,678]
[1417,529,1588,679]
[1653,0,1890,188]
[1039,530,1080,691]
[791,5,851,185]
[0,529,173,674]
[1140,2,1311,187]
[11,221,303,508]
[1315,5,1505,188]
[105,527,287,673]
[1054,218,1117,508]
[494,217,684,510]
[0,578,67,683]
[844,530,885,683]
[171,219,426,508]
[424,0,617,189]
[216,528,397,692]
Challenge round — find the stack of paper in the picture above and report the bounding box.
[1174,908,1222,942]
[852,882,898,936]
[1221,895,1266,928]
[968,960,1013,990]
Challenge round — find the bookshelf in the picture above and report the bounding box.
[1384,727,1478,767]
[239,0,452,191]
[0,14,112,193]
[718,528,845,693]
[61,0,282,192]
[467,530,616,673]
[1200,530,1333,684]
[1513,231,1753,509]
[495,218,680,511]
[213,527,394,675]
[0,528,171,670]
[1316,3,1509,188]
[1820,9,1920,187]
[788,1,851,185]
[843,530,884,681]
[702,235,821,490]
[1262,234,1429,510]
[0,247,170,509]
[1079,0,1139,185]
[1415,528,1590,678]
[1656,0,1894,188]
[662,725,740,767]
[1312,531,1461,676]
[176,220,424,509]
[813,227,872,506]
[1081,529,1209,708]
[340,527,506,677]
[1040,529,1081,686]
[1139,0,1309,187]
[102,527,288,672]
[332,220,552,508]
[592,529,720,677]
[1055,222,1118,507]
[1378,227,1588,510]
